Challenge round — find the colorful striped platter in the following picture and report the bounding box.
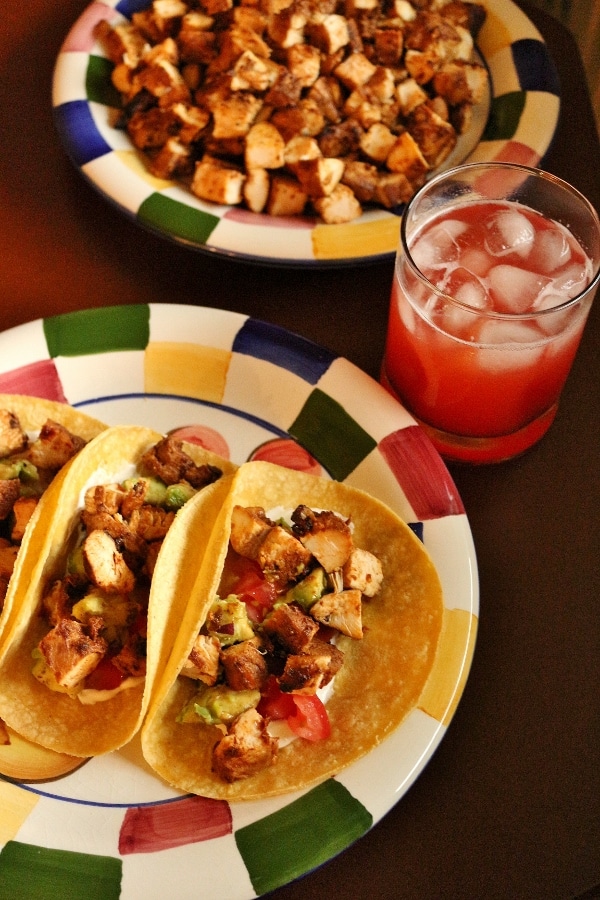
[0,304,478,899]
[51,0,560,266]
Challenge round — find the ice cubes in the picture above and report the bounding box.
[529,226,571,274]
[488,265,551,314]
[484,208,535,259]
[410,219,468,274]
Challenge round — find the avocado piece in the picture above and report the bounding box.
[165,482,196,509]
[178,685,260,726]
[122,475,168,507]
[66,544,86,577]
[206,596,255,646]
[285,566,328,610]
[71,591,132,643]
[0,459,38,484]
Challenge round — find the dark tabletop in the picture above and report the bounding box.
[1,1,599,898]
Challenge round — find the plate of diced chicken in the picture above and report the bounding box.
[52,0,559,263]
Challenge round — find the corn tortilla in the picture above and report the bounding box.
[0,425,235,757]
[141,460,443,801]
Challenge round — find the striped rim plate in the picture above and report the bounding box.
[51,0,560,265]
[0,304,478,898]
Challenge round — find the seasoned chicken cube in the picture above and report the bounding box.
[178,12,217,64]
[284,135,322,172]
[266,175,308,217]
[212,708,278,782]
[268,5,307,48]
[112,641,147,678]
[270,99,326,142]
[38,619,107,690]
[136,58,190,102]
[245,122,286,170]
[373,27,404,67]
[211,92,263,140]
[294,156,344,198]
[231,50,280,92]
[41,578,75,626]
[341,159,379,203]
[94,20,147,66]
[229,506,273,559]
[343,91,382,129]
[0,479,20,521]
[386,130,429,183]
[180,633,221,684]
[307,14,350,55]
[375,171,414,208]
[307,76,344,123]
[311,588,363,639]
[286,43,321,88]
[220,638,268,691]
[317,118,362,157]
[27,420,86,471]
[291,506,353,572]
[128,106,179,150]
[128,504,175,542]
[432,61,489,106]
[84,483,126,518]
[408,103,457,167]
[359,122,396,164]
[0,541,19,604]
[10,496,37,543]
[257,525,312,586]
[243,167,270,212]
[263,602,319,652]
[82,530,136,594]
[396,77,428,116]
[334,52,376,91]
[140,437,221,489]
[279,638,344,692]
[203,0,233,14]
[342,547,383,597]
[149,137,192,179]
[0,409,27,458]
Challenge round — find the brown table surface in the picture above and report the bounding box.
[2,2,599,898]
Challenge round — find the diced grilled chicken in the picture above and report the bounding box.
[180,633,221,684]
[291,506,353,573]
[0,409,28,458]
[386,130,429,183]
[243,166,270,212]
[266,174,308,216]
[359,122,396,164]
[310,588,363,639]
[220,637,268,691]
[294,156,344,198]
[229,505,273,559]
[82,530,136,594]
[313,182,363,223]
[432,60,489,106]
[84,483,126,518]
[192,157,246,204]
[342,547,383,597]
[127,505,175,542]
[38,619,107,690]
[278,638,344,692]
[0,479,20,521]
[41,578,78,626]
[212,707,278,782]
[245,121,286,170]
[26,420,86,472]
[407,102,457,168]
[256,525,313,587]
[112,641,147,678]
[341,159,378,203]
[263,602,319,652]
[140,437,222,488]
[10,496,37,543]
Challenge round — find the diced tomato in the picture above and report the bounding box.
[85,658,125,691]
[287,694,331,742]
[229,558,278,622]
[257,675,297,720]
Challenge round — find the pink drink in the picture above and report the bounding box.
[382,166,600,463]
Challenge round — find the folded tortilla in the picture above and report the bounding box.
[141,460,443,801]
[0,395,106,646]
[0,425,235,757]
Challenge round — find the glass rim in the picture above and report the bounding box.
[399,162,600,321]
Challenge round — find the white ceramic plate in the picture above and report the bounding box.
[51,0,559,265]
[0,304,478,898]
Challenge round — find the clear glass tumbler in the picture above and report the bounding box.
[381,163,600,464]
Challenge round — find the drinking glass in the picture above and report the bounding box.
[381,163,600,463]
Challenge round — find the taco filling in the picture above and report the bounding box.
[33,436,223,704]
[177,503,384,782]
[0,409,92,612]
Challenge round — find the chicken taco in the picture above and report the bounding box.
[141,460,443,800]
[0,395,106,636]
[0,425,235,757]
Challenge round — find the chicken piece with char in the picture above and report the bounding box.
[212,707,278,782]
